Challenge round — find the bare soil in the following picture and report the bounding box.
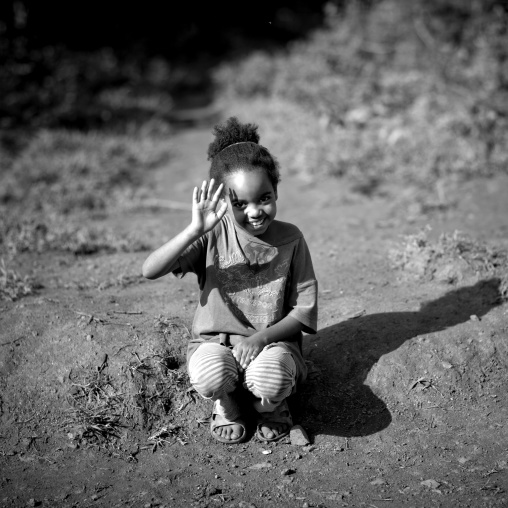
[1,124,508,508]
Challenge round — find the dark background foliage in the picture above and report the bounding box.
[0,0,331,58]
[1,0,507,131]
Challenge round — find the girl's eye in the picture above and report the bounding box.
[233,202,246,209]
[260,196,271,203]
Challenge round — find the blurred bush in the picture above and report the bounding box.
[0,128,172,255]
[214,0,508,189]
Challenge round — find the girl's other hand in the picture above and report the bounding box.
[190,179,228,236]
[232,336,265,371]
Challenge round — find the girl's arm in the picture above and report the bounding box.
[142,179,227,280]
[232,315,304,370]
[142,225,201,279]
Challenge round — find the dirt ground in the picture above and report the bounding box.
[1,121,508,508]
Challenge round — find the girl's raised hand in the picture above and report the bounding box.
[190,179,228,236]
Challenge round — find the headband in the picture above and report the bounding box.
[218,141,258,155]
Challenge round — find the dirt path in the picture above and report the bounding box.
[1,123,508,508]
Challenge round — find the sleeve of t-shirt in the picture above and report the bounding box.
[171,233,208,280]
[286,236,318,334]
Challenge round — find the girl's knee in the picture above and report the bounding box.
[244,347,297,401]
[188,343,238,399]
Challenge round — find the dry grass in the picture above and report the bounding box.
[0,127,170,260]
[65,365,126,445]
[0,129,171,215]
[128,344,190,431]
[0,259,38,301]
[3,219,151,256]
[64,319,192,447]
[389,227,508,299]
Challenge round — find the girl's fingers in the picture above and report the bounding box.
[241,350,254,369]
[211,182,224,202]
[207,178,215,199]
[200,180,207,202]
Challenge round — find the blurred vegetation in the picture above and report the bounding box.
[215,0,508,194]
[0,127,172,259]
[1,0,508,270]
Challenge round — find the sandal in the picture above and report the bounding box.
[256,399,293,442]
[210,400,247,444]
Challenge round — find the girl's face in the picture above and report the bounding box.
[225,169,277,237]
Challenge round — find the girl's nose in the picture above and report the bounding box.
[246,204,262,217]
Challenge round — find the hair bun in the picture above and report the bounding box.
[207,116,260,160]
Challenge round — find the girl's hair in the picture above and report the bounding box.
[207,117,280,191]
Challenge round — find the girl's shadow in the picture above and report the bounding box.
[293,278,502,437]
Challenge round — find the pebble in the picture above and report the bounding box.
[370,477,386,485]
[290,425,310,446]
[470,314,480,321]
[248,462,271,470]
[421,479,440,489]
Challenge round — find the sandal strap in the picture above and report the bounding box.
[257,400,293,425]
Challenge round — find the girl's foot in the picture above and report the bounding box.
[212,413,245,442]
[210,400,247,444]
[258,421,290,441]
[256,400,293,442]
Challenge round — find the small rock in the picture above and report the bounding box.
[442,361,453,369]
[470,314,480,321]
[27,499,40,507]
[370,477,386,486]
[21,438,32,450]
[290,425,310,446]
[248,462,271,470]
[86,334,93,341]
[91,494,99,501]
[238,502,257,508]
[421,479,440,489]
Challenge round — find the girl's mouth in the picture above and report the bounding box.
[247,218,265,228]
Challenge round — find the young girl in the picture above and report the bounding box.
[142,117,318,443]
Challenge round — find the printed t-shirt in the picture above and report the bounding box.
[173,214,318,365]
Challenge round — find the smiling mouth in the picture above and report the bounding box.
[247,218,265,228]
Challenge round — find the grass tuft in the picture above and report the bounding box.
[0,259,38,301]
[390,227,508,299]
[66,366,126,445]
